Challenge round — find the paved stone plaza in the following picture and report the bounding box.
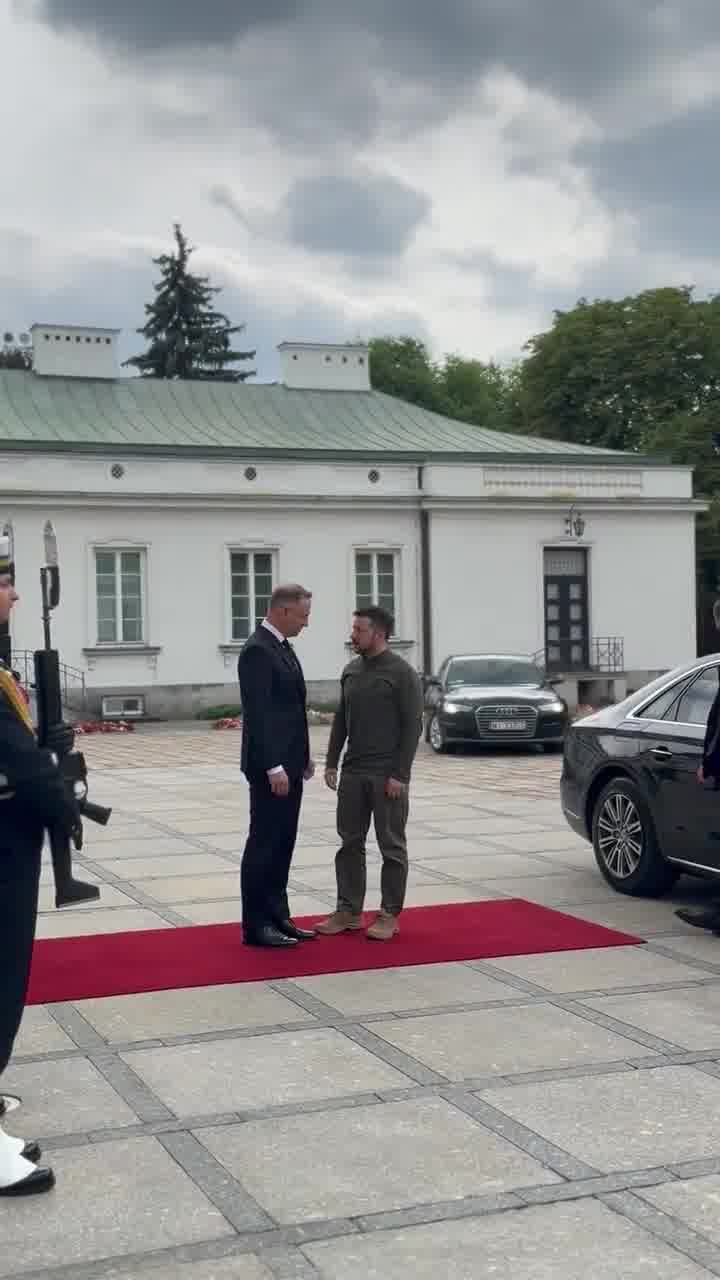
[6,728,720,1278]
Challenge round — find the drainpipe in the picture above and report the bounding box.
[417,465,433,675]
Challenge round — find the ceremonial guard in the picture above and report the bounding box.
[0,533,66,1195]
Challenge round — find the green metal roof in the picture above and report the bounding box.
[0,370,644,464]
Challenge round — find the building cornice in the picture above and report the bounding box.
[0,439,672,468]
[0,489,707,514]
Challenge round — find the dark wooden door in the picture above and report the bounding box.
[544,550,589,672]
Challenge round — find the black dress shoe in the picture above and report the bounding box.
[675,906,720,933]
[243,925,299,948]
[277,920,317,941]
[0,1167,55,1196]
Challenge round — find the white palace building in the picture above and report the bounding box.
[0,323,704,719]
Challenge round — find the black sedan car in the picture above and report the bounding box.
[562,654,720,896]
[425,653,569,753]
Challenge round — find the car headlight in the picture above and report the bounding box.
[442,701,464,714]
[540,700,566,714]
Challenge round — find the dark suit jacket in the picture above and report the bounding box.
[238,626,310,781]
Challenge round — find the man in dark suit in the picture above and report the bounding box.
[238,583,317,948]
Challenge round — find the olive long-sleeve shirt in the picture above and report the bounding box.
[325,648,424,783]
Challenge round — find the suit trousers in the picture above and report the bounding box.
[241,774,303,934]
[335,771,409,917]
[0,832,42,1077]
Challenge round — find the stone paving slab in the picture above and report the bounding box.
[483,946,707,993]
[123,1027,412,1116]
[484,1066,720,1172]
[302,1198,712,1279]
[75,982,316,1043]
[6,730,720,1278]
[195,1096,561,1223]
[0,1138,230,1279]
[365,1003,659,1080]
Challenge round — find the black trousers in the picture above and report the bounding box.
[241,774,303,936]
[0,831,43,1078]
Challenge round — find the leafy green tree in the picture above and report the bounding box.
[515,288,720,452]
[126,224,255,382]
[368,337,448,413]
[368,336,512,425]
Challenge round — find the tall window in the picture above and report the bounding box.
[355,551,396,616]
[230,550,274,641]
[95,549,144,644]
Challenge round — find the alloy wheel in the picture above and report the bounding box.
[597,792,644,879]
[429,714,444,752]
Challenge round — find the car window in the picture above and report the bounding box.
[675,667,720,726]
[446,658,542,686]
[635,682,687,722]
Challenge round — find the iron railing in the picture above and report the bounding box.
[10,649,87,713]
[533,637,624,675]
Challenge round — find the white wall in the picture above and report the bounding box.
[31,326,119,379]
[2,451,699,697]
[429,507,696,673]
[5,504,421,687]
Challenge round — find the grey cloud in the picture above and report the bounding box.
[579,102,720,257]
[32,0,720,107]
[30,0,303,50]
[282,174,430,257]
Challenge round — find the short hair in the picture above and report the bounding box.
[270,583,312,610]
[354,605,394,638]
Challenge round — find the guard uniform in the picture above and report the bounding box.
[0,540,63,1194]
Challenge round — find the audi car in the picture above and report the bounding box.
[424,653,569,753]
[562,653,720,896]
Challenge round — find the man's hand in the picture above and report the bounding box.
[268,767,290,797]
[385,777,405,800]
[325,768,338,791]
[304,759,316,782]
[698,765,706,784]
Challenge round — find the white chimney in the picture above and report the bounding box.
[31,324,120,379]
[278,341,370,392]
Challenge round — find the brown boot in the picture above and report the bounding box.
[367,912,399,941]
[316,910,363,935]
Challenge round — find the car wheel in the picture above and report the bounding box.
[428,713,447,754]
[592,777,679,897]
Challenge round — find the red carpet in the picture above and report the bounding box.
[27,900,642,1005]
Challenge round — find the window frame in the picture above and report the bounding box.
[673,666,720,728]
[630,663,719,726]
[227,546,277,644]
[93,545,147,647]
[353,547,399,621]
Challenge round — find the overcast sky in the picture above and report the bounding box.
[2,1,719,380]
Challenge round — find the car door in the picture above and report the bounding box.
[635,666,720,869]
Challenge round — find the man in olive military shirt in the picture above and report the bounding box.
[319,606,423,941]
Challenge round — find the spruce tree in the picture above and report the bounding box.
[126,224,255,381]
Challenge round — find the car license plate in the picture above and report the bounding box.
[489,719,527,731]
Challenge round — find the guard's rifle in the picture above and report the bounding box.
[36,522,111,908]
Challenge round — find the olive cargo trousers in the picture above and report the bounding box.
[334,771,409,917]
